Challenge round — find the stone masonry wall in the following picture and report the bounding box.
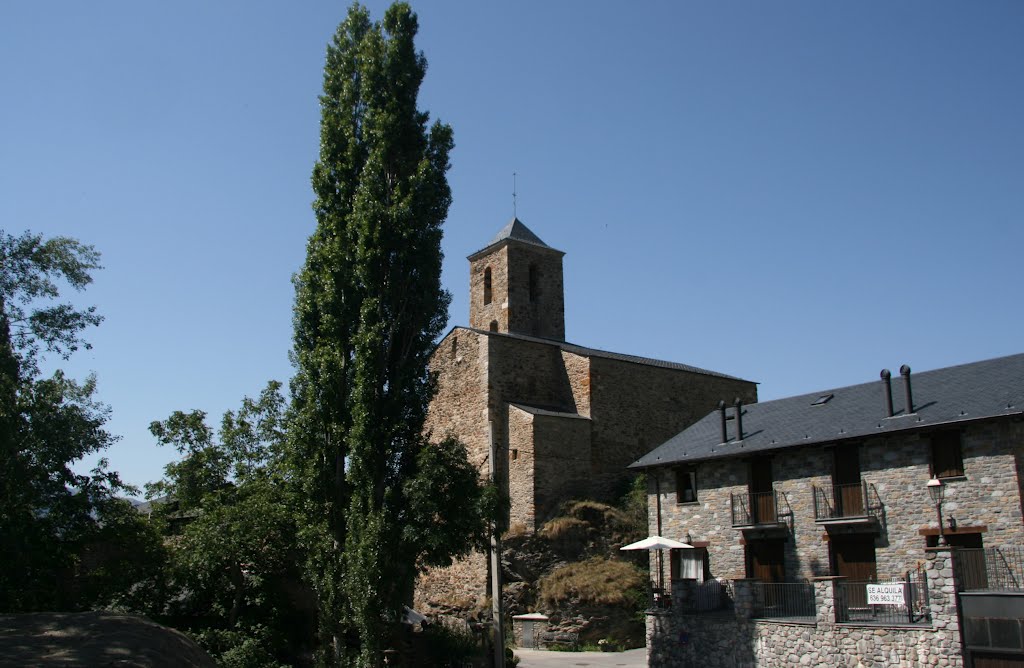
[505,243,565,340]
[416,329,492,611]
[650,418,1024,586]
[507,406,537,530]
[590,357,756,502]
[533,412,592,525]
[469,245,509,333]
[647,549,964,668]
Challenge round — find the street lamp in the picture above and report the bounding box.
[927,477,946,546]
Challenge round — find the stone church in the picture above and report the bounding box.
[416,218,757,610]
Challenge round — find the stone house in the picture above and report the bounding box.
[414,218,756,611]
[631,352,1024,667]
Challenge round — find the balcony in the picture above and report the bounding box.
[731,490,789,529]
[813,481,881,526]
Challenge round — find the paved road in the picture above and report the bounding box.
[513,647,646,668]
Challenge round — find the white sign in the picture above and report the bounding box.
[866,583,905,605]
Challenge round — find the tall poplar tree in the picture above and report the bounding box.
[290,4,486,666]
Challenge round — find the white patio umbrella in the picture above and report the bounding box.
[621,535,694,605]
[620,535,694,551]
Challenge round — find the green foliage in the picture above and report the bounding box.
[145,383,314,667]
[287,3,487,665]
[0,229,149,612]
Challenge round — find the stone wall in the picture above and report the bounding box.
[650,418,1024,584]
[504,243,565,340]
[589,357,756,502]
[469,244,509,333]
[647,549,965,667]
[468,241,565,340]
[533,412,592,525]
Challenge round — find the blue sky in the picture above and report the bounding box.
[2,2,1022,491]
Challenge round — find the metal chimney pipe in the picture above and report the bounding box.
[718,400,728,443]
[880,369,894,417]
[900,364,914,414]
[734,397,744,441]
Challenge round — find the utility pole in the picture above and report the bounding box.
[489,421,505,668]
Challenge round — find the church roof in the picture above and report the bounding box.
[457,327,751,382]
[630,352,1024,470]
[468,218,563,259]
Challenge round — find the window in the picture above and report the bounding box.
[483,267,492,305]
[489,320,498,332]
[675,468,697,504]
[671,547,708,581]
[528,263,539,303]
[450,335,458,359]
[931,430,964,478]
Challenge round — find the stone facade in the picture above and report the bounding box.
[640,353,1024,667]
[647,549,965,668]
[649,419,1024,584]
[414,220,756,612]
[468,228,565,340]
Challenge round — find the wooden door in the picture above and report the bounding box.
[747,538,785,583]
[833,446,864,517]
[832,535,877,609]
[750,458,775,524]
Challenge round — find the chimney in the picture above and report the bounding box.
[718,400,728,443]
[734,397,744,441]
[900,364,914,415]
[880,369,894,417]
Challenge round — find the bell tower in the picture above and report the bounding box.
[467,218,565,340]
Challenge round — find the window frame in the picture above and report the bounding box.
[930,429,965,479]
[675,467,698,504]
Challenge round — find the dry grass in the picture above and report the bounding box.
[538,516,590,541]
[503,522,529,539]
[537,557,646,609]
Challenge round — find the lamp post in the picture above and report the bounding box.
[927,477,946,547]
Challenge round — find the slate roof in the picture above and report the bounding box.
[631,352,1024,469]
[454,326,752,382]
[468,218,563,258]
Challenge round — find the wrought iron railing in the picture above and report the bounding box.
[813,481,881,521]
[954,546,1024,592]
[675,579,734,613]
[731,490,786,527]
[835,574,930,625]
[751,581,815,622]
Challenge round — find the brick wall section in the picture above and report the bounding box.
[647,549,965,667]
[650,418,1024,585]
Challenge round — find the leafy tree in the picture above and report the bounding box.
[0,230,149,611]
[146,381,314,666]
[289,4,491,665]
